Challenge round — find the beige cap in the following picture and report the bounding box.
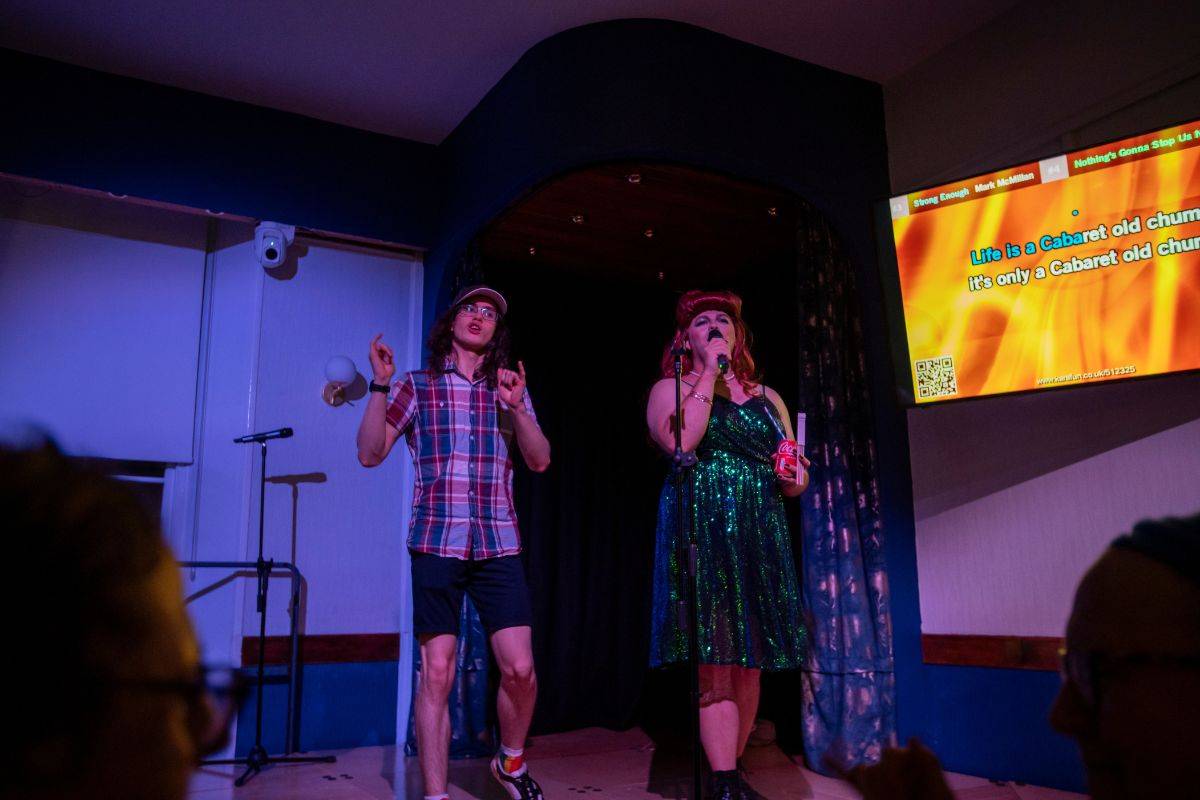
[452,284,508,316]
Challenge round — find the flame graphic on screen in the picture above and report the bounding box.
[894,144,1200,402]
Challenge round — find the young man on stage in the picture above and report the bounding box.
[357,285,551,800]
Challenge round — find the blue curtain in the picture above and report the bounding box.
[403,592,494,758]
[795,209,897,769]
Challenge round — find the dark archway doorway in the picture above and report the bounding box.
[475,161,806,751]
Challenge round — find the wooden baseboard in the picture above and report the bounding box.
[241,633,400,666]
[244,632,1061,671]
[922,633,1062,671]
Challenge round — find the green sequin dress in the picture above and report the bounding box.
[650,393,807,669]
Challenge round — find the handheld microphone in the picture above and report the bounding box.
[233,427,294,444]
[707,328,729,374]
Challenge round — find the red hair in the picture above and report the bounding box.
[660,290,760,390]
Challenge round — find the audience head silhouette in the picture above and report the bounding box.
[1051,512,1200,800]
[1,444,223,800]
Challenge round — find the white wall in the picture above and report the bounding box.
[0,188,425,755]
[0,182,207,461]
[246,239,421,637]
[885,0,1200,636]
[167,222,268,672]
[156,219,422,649]
[912,402,1200,635]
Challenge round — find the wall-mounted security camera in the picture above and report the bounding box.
[254,221,296,268]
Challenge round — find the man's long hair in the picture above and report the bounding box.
[426,302,512,388]
[660,289,760,391]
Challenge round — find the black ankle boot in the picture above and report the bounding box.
[710,769,739,800]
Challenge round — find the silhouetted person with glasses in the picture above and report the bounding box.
[1,443,242,800]
[833,510,1200,800]
[1049,512,1200,799]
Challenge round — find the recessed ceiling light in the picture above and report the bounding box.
[626,173,642,184]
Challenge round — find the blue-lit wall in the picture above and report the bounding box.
[0,17,1110,790]
[235,663,398,755]
[0,17,919,778]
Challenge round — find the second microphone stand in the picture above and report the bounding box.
[200,433,336,786]
[671,347,704,800]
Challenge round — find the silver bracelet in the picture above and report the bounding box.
[689,391,712,405]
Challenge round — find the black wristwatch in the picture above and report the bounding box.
[369,381,390,394]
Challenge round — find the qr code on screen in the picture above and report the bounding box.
[915,356,958,399]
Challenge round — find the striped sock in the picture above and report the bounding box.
[498,744,526,776]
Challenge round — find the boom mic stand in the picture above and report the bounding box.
[671,348,703,800]
[200,428,336,786]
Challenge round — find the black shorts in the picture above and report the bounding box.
[410,552,533,636]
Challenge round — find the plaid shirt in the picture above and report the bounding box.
[385,359,536,560]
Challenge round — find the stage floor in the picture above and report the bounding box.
[187,727,1084,799]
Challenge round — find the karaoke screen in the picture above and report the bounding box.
[882,118,1200,405]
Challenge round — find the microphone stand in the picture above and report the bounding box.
[198,431,336,786]
[671,347,703,800]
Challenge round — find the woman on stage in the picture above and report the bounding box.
[646,290,809,800]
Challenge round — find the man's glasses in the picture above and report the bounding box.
[1058,646,1200,708]
[116,665,247,757]
[457,303,500,322]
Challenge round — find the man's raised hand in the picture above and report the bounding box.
[369,334,395,384]
[498,361,528,409]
